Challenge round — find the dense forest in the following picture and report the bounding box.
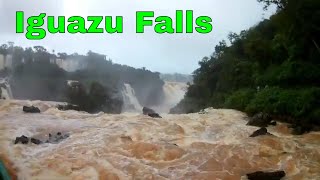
[172,0,320,131]
[0,45,164,113]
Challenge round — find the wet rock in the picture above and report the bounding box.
[143,107,156,115]
[47,132,69,143]
[290,122,313,135]
[64,134,69,138]
[148,113,162,118]
[31,138,42,145]
[247,113,272,127]
[143,107,162,118]
[249,127,273,137]
[23,106,40,113]
[291,126,311,135]
[270,121,277,126]
[247,170,286,180]
[291,126,303,135]
[14,135,29,144]
[312,126,320,132]
[14,133,69,145]
[57,104,80,111]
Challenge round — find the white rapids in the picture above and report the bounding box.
[0,100,320,179]
[0,78,13,100]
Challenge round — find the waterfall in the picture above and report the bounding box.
[152,81,188,113]
[121,83,142,112]
[121,82,187,113]
[0,78,13,100]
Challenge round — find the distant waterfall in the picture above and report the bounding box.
[152,81,188,113]
[0,78,13,100]
[121,83,142,112]
[121,82,188,113]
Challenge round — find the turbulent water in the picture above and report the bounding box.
[121,82,187,113]
[1,100,320,179]
[0,78,13,100]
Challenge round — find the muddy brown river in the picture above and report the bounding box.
[0,100,319,179]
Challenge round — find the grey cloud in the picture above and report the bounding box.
[0,0,64,34]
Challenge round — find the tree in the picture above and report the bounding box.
[227,32,240,44]
[33,46,47,53]
[33,46,50,62]
[12,46,24,66]
[24,47,34,63]
[57,52,68,59]
[257,0,288,10]
[171,0,320,131]
[0,44,8,56]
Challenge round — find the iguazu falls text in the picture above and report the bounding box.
[16,10,213,40]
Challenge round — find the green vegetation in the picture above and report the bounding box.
[172,0,320,126]
[66,81,122,113]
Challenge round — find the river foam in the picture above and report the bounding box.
[0,100,320,179]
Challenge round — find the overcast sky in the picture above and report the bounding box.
[0,0,275,74]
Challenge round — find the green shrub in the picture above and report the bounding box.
[208,92,228,108]
[224,89,256,111]
[308,109,320,125]
[245,87,320,119]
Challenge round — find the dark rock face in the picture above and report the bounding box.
[249,127,273,137]
[142,107,162,118]
[30,138,42,145]
[57,104,80,111]
[247,113,272,127]
[143,107,156,115]
[14,135,29,144]
[247,171,286,180]
[23,106,41,113]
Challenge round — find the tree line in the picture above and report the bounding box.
[171,0,320,127]
[0,43,164,113]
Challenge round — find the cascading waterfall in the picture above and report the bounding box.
[0,78,13,100]
[152,81,188,113]
[121,82,188,113]
[121,83,142,112]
